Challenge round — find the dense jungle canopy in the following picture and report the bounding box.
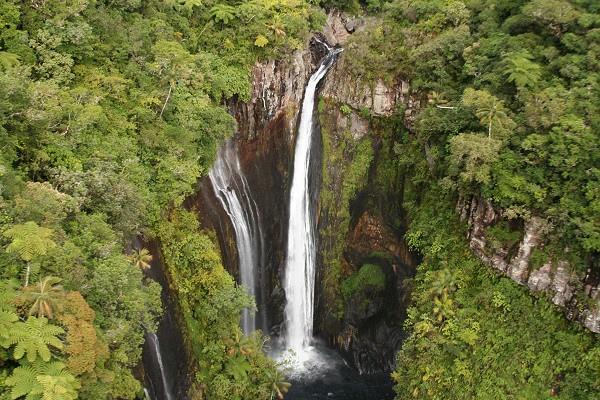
[0,0,598,399]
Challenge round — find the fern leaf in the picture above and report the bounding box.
[12,317,64,362]
[5,364,38,399]
[3,221,56,262]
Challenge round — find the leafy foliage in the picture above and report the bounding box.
[5,359,80,400]
[20,276,65,319]
[342,1,600,393]
[3,222,55,263]
[0,0,317,395]
[157,209,285,399]
[8,317,64,363]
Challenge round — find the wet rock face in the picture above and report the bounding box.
[190,42,320,335]
[335,210,417,374]
[459,195,600,333]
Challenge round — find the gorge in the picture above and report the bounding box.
[0,0,597,399]
[146,8,600,399]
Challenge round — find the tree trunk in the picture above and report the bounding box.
[25,260,30,287]
[488,120,492,140]
[159,85,173,118]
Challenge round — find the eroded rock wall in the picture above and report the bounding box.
[458,195,600,332]
[315,24,420,371]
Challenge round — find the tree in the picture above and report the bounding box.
[57,291,108,376]
[8,317,64,362]
[427,267,460,299]
[476,98,508,140]
[225,331,254,356]
[0,279,19,348]
[5,359,80,400]
[266,17,287,44]
[432,291,456,323]
[502,51,542,89]
[3,221,56,287]
[462,88,509,140]
[261,367,291,400]
[428,91,456,109]
[21,276,65,319]
[448,132,502,186]
[523,0,581,37]
[126,248,153,270]
[209,4,236,26]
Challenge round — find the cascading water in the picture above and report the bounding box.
[146,332,173,400]
[283,45,342,354]
[209,140,264,335]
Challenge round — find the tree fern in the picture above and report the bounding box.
[4,362,39,399]
[3,222,55,262]
[0,310,18,348]
[3,222,56,286]
[5,359,80,400]
[0,279,19,312]
[9,317,64,362]
[0,280,19,347]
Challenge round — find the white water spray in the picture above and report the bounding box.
[147,332,173,400]
[209,140,264,335]
[284,46,342,354]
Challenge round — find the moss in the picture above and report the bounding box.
[318,102,374,321]
[341,263,386,298]
[486,220,522,251]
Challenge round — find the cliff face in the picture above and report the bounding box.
[188,38,331,336]
[187,12,419,372]
[458,195,600,333]
[190,10,598,384]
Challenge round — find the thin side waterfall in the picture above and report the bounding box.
[284,45,342,353]
[209,140,264,335]
[147,332,173,400]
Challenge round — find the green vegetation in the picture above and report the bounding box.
[310,0,600,400]
[391,185,600,399]
[342,263,386,298]
[0,0,319,398]
[319,99,374,320]
[335,0,600,397]
[156,210,285,400]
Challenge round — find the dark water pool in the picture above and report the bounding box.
[273,345,396,400]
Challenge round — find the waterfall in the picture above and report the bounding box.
[209,140,264,335]
[147,332,173,400]
[284,45,342,353]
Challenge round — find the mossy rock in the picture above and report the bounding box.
[342,263,386,298]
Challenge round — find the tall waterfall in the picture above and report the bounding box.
[284,45,342,353]
[147,332,173,400]
[209,140,264,335]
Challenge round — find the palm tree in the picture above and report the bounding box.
[127,248,153,270]
[428,267,460,298]
[3,221,56,287]
[226,331,254,356]
[428,91,456,109]
[262,367,291,400]
[21,276,65,319]
[432,291,456,323]
[475,98,508,140]
[266,17,287,44]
